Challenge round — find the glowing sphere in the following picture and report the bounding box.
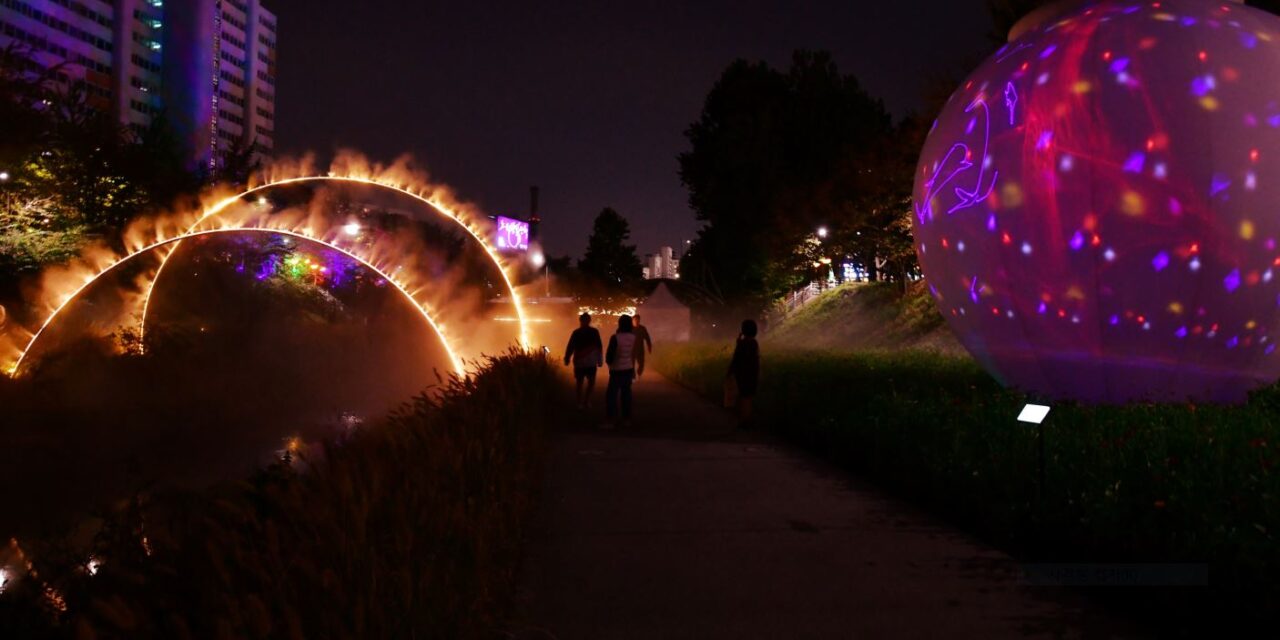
[914,0,1280,403]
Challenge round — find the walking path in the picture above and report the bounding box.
[511,372,1140,639]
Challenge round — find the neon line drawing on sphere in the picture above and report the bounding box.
[1004,81,1019,125]
[951,98,999,213]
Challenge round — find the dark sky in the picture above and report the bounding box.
[268,0,993,259]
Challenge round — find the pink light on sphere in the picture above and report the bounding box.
[914,0,1280,403]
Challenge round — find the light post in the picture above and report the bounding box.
[530,251,549,297]
[0,170,11,214]
[813,226,829,289]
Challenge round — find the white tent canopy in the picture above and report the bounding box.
[637,281,692,343]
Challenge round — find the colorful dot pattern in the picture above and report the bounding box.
[914,0,1280,403]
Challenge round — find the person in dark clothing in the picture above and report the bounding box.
[727,319,760,426]
[604,315,640,428]
[633,315,654,377]
[564,313,603,409]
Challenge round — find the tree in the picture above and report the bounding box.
[985,0,1052,43]
[214,136,262,188]
[0,46,93,275]
[577,207,643,295]
[0,46,201,279]
[678,50,893,308]
[0,45,56,168]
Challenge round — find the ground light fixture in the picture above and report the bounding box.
[342,221,361,236]
[1017,403,1051,424]
[1018,403,1052,498]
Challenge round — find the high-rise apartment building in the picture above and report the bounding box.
[644,246,679,280]
[0,0,277,171]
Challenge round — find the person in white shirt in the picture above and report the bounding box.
[604,315,642,428]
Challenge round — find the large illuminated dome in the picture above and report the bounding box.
[914,0,1280,403]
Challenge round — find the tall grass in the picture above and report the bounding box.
[657,343,1280,623]
[0,352,563,639]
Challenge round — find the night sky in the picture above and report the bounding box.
[268,0,992,258]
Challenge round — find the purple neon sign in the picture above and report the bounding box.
[495,216,530,252]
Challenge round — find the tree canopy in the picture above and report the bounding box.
[677,50,909,309]
[0,46,204,281]
[577,207,643,295]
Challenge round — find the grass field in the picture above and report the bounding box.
[655,342,1280,625]
[0,352,565,639]
[767,281,964,354]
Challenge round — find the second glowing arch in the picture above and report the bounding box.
[137,175,532,352]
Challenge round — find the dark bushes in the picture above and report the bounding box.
[0,352,561,639]
[657,344,1280,629]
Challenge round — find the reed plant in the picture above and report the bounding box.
[0,351,562,639]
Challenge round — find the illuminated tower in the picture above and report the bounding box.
[159,0,277,171]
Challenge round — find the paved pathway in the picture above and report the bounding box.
[511,372,1140,639]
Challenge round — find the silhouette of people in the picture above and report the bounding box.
[605,314,643,428]
[563,312,603,409]
[727,319,760,427]
[633,314,654,377]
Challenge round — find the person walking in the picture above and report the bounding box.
[727,319,760,427]
[633,314,654,377]
[564,313,603,409]
[605,315,640,428]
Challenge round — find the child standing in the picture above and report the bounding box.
[727,319,760,427]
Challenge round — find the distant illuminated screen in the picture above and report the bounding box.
[495,216,529,252]
[914,0,1280,403]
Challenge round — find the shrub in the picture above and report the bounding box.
[656,343,1280,627]
[0,352,563,639]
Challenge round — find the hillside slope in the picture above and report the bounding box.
[766,281,967,355]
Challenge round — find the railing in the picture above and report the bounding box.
[783,280,831,313]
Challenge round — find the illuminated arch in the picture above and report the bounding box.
[10,227,466,377]
[137,176,530,351]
